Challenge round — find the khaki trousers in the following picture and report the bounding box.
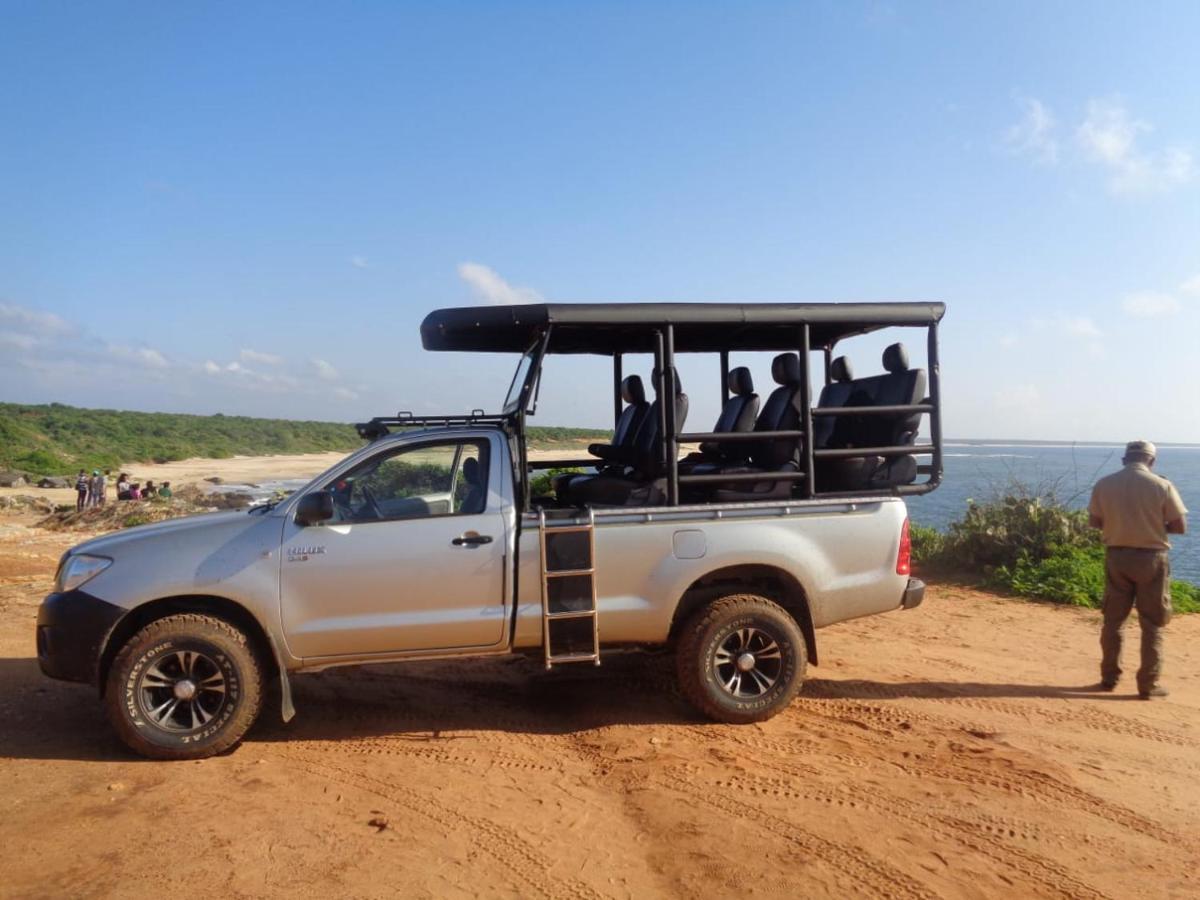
[1100,547,1172,691]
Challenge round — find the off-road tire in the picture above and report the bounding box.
[676,594,806,724]
[104,613,263,760]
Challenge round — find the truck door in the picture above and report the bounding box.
[280,436,508,658]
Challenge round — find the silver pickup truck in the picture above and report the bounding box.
[38,301,945,759]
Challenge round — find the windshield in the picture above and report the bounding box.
[502,348,536,414]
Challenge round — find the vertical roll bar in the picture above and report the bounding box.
[612,353,623,430]
[927,322,943,486]
[800,324,815,498]
[664,325,679,506]
[719,350,730,403]
[823,347,833,386]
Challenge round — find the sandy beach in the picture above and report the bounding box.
[0,446,608,507]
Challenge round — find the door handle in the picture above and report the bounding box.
[452,533,494,546]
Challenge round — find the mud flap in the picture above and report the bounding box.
[266,633,296,723]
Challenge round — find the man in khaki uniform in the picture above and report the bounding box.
[1088,440,1188,699]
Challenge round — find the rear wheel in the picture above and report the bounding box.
[104,614,263,760]
[676,594,806,723]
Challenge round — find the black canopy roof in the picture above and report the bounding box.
[421,302,946,354]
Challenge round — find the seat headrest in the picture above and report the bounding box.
[621,374,645,405]
[651,368,683,395]
[462,457,481,484]
[883,343,909,373]
[727,366,754,396]
[771,352,801,386]
[830,356,853,382]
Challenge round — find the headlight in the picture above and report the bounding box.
[56,555,112,592]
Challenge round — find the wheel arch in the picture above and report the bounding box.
[97,594,281,698]
[669,564,818,666]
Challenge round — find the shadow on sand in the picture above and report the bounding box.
[0,654,1137,762]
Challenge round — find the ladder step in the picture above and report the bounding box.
[547,652,599,664]
[545,567,595,578]
[546,609,596,620]
[542,525,593,534]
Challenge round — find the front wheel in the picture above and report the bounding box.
[104,613,264,760]
[676,594,806,723]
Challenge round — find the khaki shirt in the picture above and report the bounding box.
[1088,463,1188,550]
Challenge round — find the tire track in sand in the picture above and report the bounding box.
[656,771,939,900]
[708,769,1108,900]
[277,750,606,900]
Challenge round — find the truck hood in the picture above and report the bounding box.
[69,510,256,558]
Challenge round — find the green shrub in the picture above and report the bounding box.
[993,545,1106,607]
[909,523,945,566]
[919,486,1198,614]
[529,467,585,497]
[943,494,1096,571]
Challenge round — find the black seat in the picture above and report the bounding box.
[459,456,486,514]
[711,352,804,502]
[821,342,926,490]
[691,366,759,464]
[584,375,650,465]
[569,370,689,506]
[813,356,854,449]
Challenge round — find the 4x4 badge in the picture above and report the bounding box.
[287,545,326,562]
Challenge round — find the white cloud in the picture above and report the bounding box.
[312,358,339,381]
[1005,97,1058,164]
[240,348,283,366]
[1077,97,1194,195]
[107,344,169,368]
[1179,274,1200,297]
[333,386,359,401]
[351,255,369,269]
[457,262,543,305]
[1060,315,1101,339]
[1122,291,1181,318]
[203,360,222,374]
[0,302,73,336]
[0,330,39,350]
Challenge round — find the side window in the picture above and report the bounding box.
[326,441,489,524]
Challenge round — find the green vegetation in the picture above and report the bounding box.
[0,402,609,476]
[913,491,1199,614]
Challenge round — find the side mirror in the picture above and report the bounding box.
[295,492,334,526]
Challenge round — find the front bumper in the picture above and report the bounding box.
[36,590,126,685]
[901,577,925,610]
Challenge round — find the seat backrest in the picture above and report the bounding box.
[631,369,689,476]
[459,456,486,514]
[750,352,804,469]
[613,375,649,447]
[814,355,854,448]
[830,343,926,448]
[700,366,759,462]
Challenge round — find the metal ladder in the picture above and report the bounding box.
[539,508,600,669]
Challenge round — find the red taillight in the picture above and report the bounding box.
[896,517,911,576]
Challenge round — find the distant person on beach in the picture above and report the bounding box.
[75,470,88,511]
[116,474,131,501]
[88,470,106,508]
[158,481,172,499]
[1088,440,1188,700]
[143,480,157,498]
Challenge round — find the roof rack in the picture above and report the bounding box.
[354,410,510,441]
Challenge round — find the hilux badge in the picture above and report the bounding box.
[287,545,326,562]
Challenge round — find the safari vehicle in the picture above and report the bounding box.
[38,302,945,759]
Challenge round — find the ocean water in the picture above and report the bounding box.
[905,444,1200,584]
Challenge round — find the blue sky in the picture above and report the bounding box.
[2,2,1198,441]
